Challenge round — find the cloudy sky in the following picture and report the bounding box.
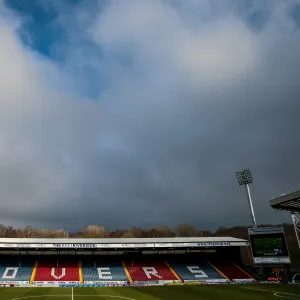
[0,0,299,231]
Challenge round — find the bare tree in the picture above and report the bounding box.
[150,226,175,237]
[0,225,7,237]
[176,224,198,237]
[81,225,109,238]
[121,231,136,238]
[24,226,35,238]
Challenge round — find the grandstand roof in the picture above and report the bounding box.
[0,237,246,244]
[269,190,300,213]
[0,237,248,249]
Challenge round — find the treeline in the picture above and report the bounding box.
[0,223,299,267]
[0,224,212,239]
[0,223,295,239]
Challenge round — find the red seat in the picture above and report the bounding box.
[126,261,176,282]
[34,260,79,282]
[211,261,252,281]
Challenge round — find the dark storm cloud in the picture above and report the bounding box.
[0,0,300,231]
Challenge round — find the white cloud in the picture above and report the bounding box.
[89,0,260,90]
[0,0,299,229]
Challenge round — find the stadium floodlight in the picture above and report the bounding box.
[235,169,253,185]
[236,169,257,228]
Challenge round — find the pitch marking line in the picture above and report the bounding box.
[273,293,300,300]
[12,296,135,300]
[242,287,300,300]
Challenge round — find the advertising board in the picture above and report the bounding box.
[0,241,247,249]
[184,279,228,283]
[84,281,127,284]
[33,281,79,284]
[0,281,28,284]
[232,279,255,283]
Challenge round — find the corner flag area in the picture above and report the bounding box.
[1,285,300,300]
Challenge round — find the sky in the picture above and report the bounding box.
[0,0,300,232]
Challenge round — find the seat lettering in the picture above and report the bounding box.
[97,267,112,280]
[187,266,208,278]
[51,268,66,279]
[2,267,18,279]
[142,267,162,279]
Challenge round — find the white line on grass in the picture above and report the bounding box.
[242,287,274,292]
[273,292,300,300]
[242,286,300,300]
[12,296,69,300]
[12,295,135,300]
[74,296,135,300]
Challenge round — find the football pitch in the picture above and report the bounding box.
[1,285,300,300]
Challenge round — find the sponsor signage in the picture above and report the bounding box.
[248,227,284,235]
[96,243,154,248]
[34,281,80,284]
[0,243,52,248]
[206,279,228,283]
[85,281,127,284]
[253,257,291,264]
[184,279,228,283]
[2,244,18,248]
[34,283,60,287]
[54,244,97,248]
[203,281,229,285]
[154,242,232,247]
[157,280,175,284]
[232,279,255,282]
[0,241,247,249]
[133,281,158,284]
[0,281,28,284]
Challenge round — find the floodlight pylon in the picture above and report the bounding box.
[236,169,257,228]
[291,212,300,250]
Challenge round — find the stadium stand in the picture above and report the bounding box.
[0,258,33,282]
[242,265,261,281]
[34,259,79,282]
[82,258,128,283]
[125,258,177,282]
[208,258,254,282]
[169,257,227,282]
[0,237,257,286]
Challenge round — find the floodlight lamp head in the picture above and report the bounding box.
[235,169,253,185]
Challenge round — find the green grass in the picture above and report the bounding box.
[1,284,300,300]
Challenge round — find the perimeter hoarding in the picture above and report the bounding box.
[248,226,290,264]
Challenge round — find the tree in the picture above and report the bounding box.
[0,225,7,237]
[198,230,212,237]
[24,226,35,238]
[81,225,109,238]
[150,226,175,237]
[121,231,136,238]
[176,224,198,237]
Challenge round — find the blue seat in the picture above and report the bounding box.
[82,261,128,282]
[0,265,33,282]
[170,260,225,282]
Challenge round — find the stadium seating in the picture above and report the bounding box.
[169,259,226,282]
[209,260,253,281]
[0,255,255,284]
[82,261,128,283]
[243,266,262,281]
[0,261,33,282]
[125,260,177,282]
[34,260,79,282]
